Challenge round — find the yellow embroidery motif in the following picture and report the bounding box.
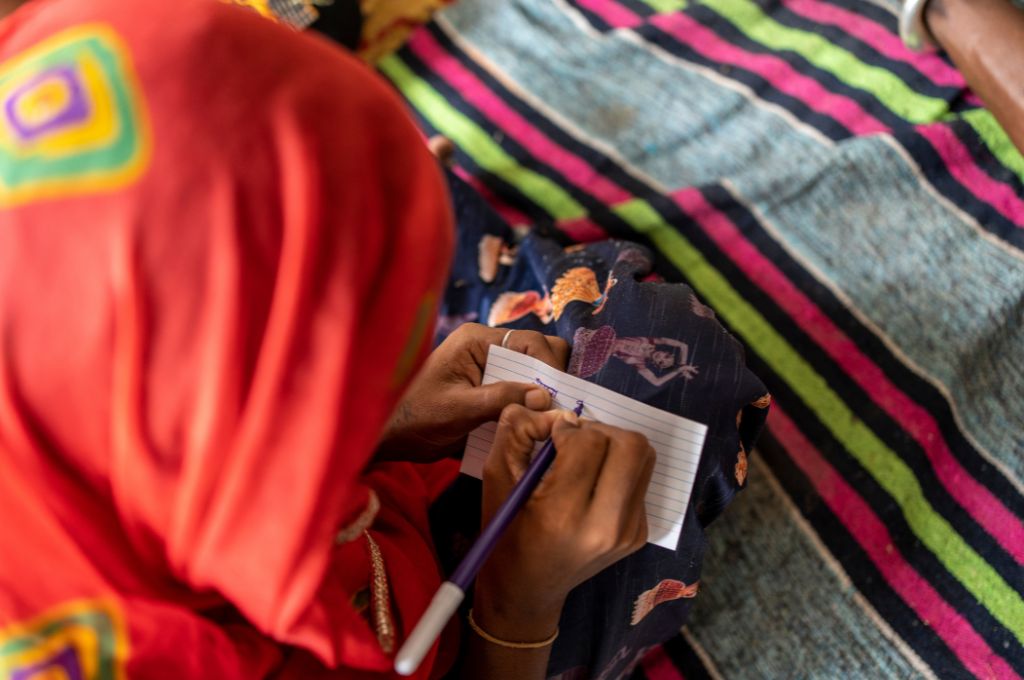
[0,598,129,680]
[0,25,152,206]
[225,0,320,28]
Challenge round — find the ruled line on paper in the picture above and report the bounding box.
[460,344,708,550]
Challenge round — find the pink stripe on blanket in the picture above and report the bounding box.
[770,407,1021,680]
[641,644,687,680]
[411,30,634,205]
[574,0,646,29]
[916,123,1024,226]
[673,187,1024,563]
[453,166,533,227]
[649,12,888,136]
[781,0,966,89]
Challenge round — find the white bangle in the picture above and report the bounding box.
[899,0,939,52]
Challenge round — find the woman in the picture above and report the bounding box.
[0,1,654,678]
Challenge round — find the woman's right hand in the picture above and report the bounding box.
[473,405,656,643]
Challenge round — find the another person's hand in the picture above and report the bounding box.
[473,406,655,643]
[376,324,570,462]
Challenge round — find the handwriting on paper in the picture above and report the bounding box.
[462,344,708,550]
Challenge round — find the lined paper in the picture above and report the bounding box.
[461,345,708,550]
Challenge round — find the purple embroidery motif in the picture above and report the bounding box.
[11,645,85,680]
[5,65,90,142]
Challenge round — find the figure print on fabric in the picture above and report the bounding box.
[689,293,717,319]
[478,233,517,283]
[550,266,617,321]
[0,599,129,680]
[734,409,749,485]
[630,580,701,625]
[0,26,151,206]
[735,449,748,486]
[569,325,699,385]
[488,290,553,326]
[433,172,771,680]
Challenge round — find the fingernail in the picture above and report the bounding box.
[561,411,580,427]
[525,388,551,410]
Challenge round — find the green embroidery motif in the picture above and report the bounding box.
[0,599,128,680]
[0,24,150,205]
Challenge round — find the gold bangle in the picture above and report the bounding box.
[466,608,559,649]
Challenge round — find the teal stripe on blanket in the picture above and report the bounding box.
[395,0,1024,674]
[727,134,1024,482]
[690,458,928,679]
[441,0,1024,482]
[440,0,832,181]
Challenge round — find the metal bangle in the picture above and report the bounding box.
[899,0,940,52]
[467,608,559,649]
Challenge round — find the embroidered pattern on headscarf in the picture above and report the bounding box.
[0,25,151,206]
[0,598,129,680]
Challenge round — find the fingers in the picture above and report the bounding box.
[449,323,568,372]
[484,415,655,600]
[503,329,570,371]
[547,421,654,557]
[543,418,610,507]
[619,444,654,554]
[590,427,654,524]
[455,380,553,431]
[486,406,566,485]
[588,425,654,554]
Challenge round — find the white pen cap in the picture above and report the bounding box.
[394,582,465,676]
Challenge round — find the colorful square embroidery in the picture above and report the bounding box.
[0,599,128,680]
[0,25,151,206]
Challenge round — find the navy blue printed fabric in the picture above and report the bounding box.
[432,173,769,679]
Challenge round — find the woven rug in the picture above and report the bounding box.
[379,1,1024,677]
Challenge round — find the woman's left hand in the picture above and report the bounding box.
[376,323,570,462]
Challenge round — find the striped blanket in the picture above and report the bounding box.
[379,1,1024,678]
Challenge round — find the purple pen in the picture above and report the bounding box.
[395,400,585,676]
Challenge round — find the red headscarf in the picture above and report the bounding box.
[0,0,454,678]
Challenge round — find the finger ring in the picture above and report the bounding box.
[500,329,515,349]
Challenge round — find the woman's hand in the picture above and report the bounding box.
[473,406,656,643]
[376,324,570,462]
[925,0,1024,154]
